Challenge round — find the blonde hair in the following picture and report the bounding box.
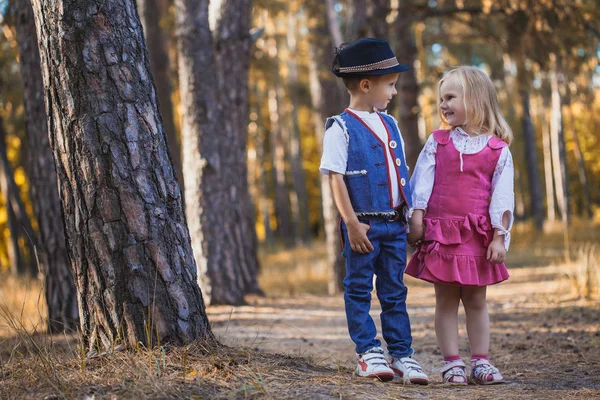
[438,66,513,144]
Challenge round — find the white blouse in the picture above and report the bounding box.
[410,127,515,250]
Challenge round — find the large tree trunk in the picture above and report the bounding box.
[30,0,213,351]
[176,0,260,305]
[137,0,184,192]
[307,1,346,294]
[14,0,78,333]
[517,61,543,231]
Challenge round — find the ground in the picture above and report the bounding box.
[204,264,600,399]
[1,236,599,399]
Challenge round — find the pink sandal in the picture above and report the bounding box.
[471,359,505,385]
[440,359,468,385]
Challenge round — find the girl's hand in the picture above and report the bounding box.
[346,220,374,254]
[407,210,425,247]
[486,237,506,264]
[407,222,424,247]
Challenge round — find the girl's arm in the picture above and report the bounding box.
[407,135,437,245]
[409,134,437,214]
[489,147,515,251]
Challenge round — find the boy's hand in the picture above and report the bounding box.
[486,236,506,264]
[346,220,374,254]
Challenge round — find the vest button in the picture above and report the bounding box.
[400,178,406,186]
[395,158,402,166]
[389,140,397,149]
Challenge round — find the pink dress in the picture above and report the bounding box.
[405,129,510,286]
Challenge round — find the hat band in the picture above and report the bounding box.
[338,57,400,73]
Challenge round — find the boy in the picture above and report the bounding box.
[319,38,429,384]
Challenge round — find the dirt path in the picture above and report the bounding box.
[207,265,600,399]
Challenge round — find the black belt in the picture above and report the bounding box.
[355,204,407,223]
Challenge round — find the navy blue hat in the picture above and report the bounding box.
[332,38,410,77]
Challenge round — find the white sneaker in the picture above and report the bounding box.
[355,347,395,381]
[389,356,430,385]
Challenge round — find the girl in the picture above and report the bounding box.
[406,66,514,385]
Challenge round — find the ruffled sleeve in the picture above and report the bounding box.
[409,134,437,214]
[489,146,515,250]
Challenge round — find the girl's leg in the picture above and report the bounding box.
[434,283,461,357]
[460,285,489,356]
[461,286,505,384]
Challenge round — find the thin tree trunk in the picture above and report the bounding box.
[138,0,184,191]
[268,85,294,244]
[6,203,24,275]
[307,1,346,293]
[393,16,421,169]
[30,0,213,351]
[286,8,311,244]
[325,0,343,46]
[345,0,367,40]
[549,54,569,226]
[563,87,592,218]
[368,0,390,38]
[0,119,35,275]
[540,95,556,222]
[0,118,24,276]
[252,83,274,247]
[14,0,78,331]
[516,59,543,230]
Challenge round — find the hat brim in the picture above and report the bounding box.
[334,63,411,77]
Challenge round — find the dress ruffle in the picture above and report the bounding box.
[423,214,492,247]
[406,215,509,286]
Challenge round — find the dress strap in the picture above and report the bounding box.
[432,129,451,145]
[487,136,508,150]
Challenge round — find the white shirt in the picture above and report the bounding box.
[410,127,515,249]
[319,109,407,207]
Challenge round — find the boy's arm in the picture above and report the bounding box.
[329,173,374,254]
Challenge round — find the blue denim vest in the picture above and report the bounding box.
[326,110,413,214]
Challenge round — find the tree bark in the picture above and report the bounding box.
[14,0,78,332]
[137,0,184,192]
[30,0,213,351]
[176,0,260,305]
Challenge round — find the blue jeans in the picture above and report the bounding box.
[341,219,413,358]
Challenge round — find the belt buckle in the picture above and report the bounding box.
[389,210,400,221]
